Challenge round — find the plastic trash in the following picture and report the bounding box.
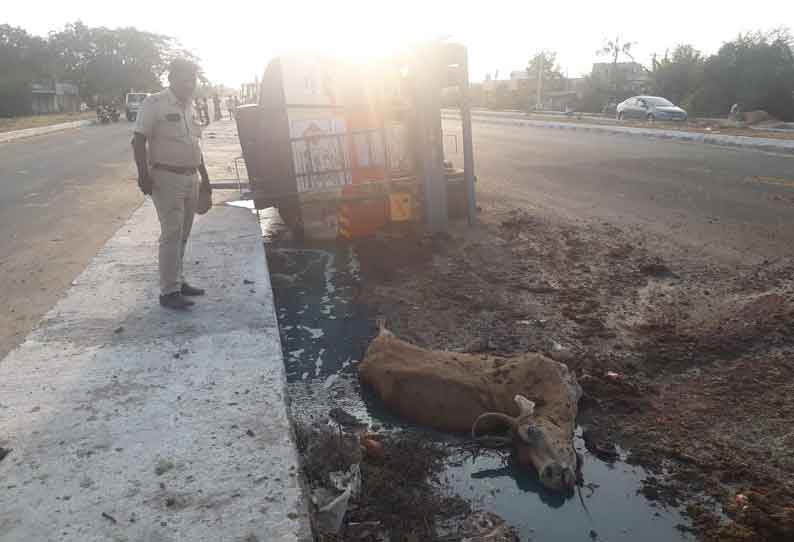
[313,463,361,533]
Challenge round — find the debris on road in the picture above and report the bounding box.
[295,422,477,541]
[329,407,366,428]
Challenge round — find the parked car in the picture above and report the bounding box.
[616,96,688,122]
[124,92,149,121]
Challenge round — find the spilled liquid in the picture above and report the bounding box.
[263,231,694,541]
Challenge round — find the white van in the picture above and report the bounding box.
[125,92,149,121]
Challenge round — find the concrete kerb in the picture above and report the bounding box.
[0,119,94,144]
[0,148,312,539]
[443,113,794,154]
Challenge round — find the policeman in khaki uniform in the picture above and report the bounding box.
[132,58,211,309]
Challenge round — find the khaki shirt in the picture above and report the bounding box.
[134,88,202,168]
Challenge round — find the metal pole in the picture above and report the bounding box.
[459,53,477,225]
[536,53,544,110]
[416,48,447,233]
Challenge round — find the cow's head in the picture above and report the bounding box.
[472,395,577,493]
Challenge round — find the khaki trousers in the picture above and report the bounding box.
[151,168,199,295]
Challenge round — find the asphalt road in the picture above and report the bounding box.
[0,122,142,359]
[444,119,794,263]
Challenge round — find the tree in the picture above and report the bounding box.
[578,74,613,113]
[0,25,51,115]
[651,44,705,105]
[0,21,205,116]
[695,30,794,119]
[526,51,562,81]
[48,23,199,100]
[597,35,638,94]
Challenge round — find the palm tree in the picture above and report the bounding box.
[598,35,637,93]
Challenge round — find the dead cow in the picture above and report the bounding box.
[359,327,582,492]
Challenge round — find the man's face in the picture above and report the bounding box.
[170,71,197,103]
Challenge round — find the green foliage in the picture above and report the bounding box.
[0,78,32,117]
[577,74,626,113]
[651,45,705,105]
[651,30,794,120]
[0,21,204,117]
[527,51,563,80]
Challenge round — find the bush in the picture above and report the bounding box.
[0,79,31,117]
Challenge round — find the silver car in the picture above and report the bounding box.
[616,96,688,122]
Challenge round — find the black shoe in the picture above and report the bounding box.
[181,283,205,296]
[159,292,195,310]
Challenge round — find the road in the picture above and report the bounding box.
[0,122,142,359]
[445,119,794,263]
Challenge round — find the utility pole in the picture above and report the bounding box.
[459,50,477,226]
[415,46,447,234]
[535,53,544,111]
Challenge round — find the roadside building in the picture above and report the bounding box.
[481,71,583,111]
[591,62,650,94]
[31,81,80,114]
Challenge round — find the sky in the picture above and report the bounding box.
[6,0,794,87]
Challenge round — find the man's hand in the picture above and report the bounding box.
[198,158,210,192]
[138,171,153,195]
[131,133,151,195]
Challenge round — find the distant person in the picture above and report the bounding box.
[201,97,210,125]
[730,103,744,122]
[225,96,235,120]
[212,94,221,121]
[131,58,212,310]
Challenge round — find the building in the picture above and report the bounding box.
[480,70,584,111]
[31,81,80,114]
[591,62,650,93]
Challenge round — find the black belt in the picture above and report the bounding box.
[152,163,198,175]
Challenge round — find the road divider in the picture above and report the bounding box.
[443,113,794,154]
[0,119,94,144]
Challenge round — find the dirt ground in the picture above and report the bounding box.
[352,204,794,541]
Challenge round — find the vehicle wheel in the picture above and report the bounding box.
[617,112,624,121]
[646,113,655,122]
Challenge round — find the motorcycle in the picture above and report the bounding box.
[96,105,121,124]
[96,105,111,124]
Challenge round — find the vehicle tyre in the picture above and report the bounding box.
[617,112,624,121]
[278,197,305,240]
[646,113,655,122]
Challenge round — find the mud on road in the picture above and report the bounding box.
[353,205,794,541]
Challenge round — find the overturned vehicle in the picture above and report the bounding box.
[359,326,583,493]
[236,42,477,240]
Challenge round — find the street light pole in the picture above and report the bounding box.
[535,53,544,111]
